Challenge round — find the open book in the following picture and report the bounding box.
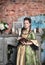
[18,38,39,50]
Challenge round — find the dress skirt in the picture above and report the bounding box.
[16,45,40,65]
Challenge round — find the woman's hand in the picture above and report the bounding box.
[21,41,33,45]
[26,42,33,45]
[17,37,22,40]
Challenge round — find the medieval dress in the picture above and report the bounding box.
[16,30,40,65]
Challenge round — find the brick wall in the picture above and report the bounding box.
[0,0,45,33]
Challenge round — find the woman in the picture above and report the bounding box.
[16,17,40,65]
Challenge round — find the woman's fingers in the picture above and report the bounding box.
[21,41,26,44]
[27,42,32,45]
[21,41,33,45]
[17,37,21,40]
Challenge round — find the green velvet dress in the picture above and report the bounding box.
[25,32,40,65]
[16,31,40,65]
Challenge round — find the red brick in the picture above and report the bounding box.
[0,1,45,33]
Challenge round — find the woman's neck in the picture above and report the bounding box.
[26,27,30,32]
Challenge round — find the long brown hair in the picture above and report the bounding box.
[24,17,31,30]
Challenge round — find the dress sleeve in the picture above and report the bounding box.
[27,32,36,40]
[31,32,36,40]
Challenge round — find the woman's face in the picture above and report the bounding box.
[24,20,30,29]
